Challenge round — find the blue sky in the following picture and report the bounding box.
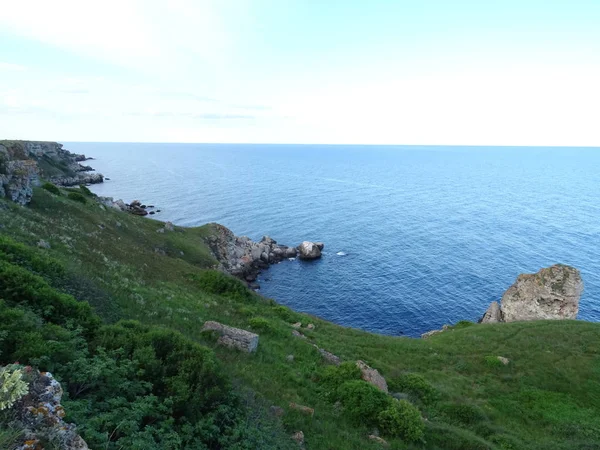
[1,0,599,145]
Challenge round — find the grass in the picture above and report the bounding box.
[1,187,600,449]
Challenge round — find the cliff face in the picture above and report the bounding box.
[0,140,103,205]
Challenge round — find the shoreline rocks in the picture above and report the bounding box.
[204,223,323,287]
[481,264,583,323]
[297,241,322,260]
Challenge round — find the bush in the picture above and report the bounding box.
[335,380,391,426]
[426,422,496,450]
[377,399,424,442]
[388,373,439,405]
[454,320,475,329]
[0,364,29,411]
[437,402,488,426]
[41,182,61,195]
[485,356,504,368]
[320,362,361,395]
[78,185,93,196]
[248,317,274,333]
[272,305,297,322]
[0,259,101,337]
[67,191,87,204]
[195,270,253,302]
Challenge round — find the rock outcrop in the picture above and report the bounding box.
[3,365,89,450]
[201,321,259,352]
[356,360,388,393]
[481,265,583,323]
[204,224,301,284]
[0,140,103,205]
[297,241,322,260]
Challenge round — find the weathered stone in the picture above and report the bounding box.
[306,323,315,330]
[317,348,341,365]
[480,301,503,323]
[500,265,583,322]
[291,431,305,445]
[356,360,388,393]
[292,330,307,339]
[36,240,51,249]
[286,354,295,362]
[297,241,322,260]
[497,356,510,365]
[270,405,285,417]
[314,242,325,250]
[201,321,259,352]
[292,322,302,329]
[164,221,175,232]
[368,435,389,446]
[6,366,89,449]
[421,328,444,339]
[289,402,314,416]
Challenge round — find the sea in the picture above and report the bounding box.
[67,143,600,337]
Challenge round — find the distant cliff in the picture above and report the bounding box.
[0,140,103,205]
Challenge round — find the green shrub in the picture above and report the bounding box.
[485,356,504,368]
[388,373,439,405]
[195,270,253,302]
[437,402,488,426]
[377,399,424,442]
[426,422,496,450]
[335,380,391,426]
[41,182,61,195]
[320,362,361,395]
[0,259,101,337]
[0,364,29,410]
[454,320,475,329]
[78,184,93,196]
[272,305,300,322]
[67,191,87,204]
[249,317,274,333]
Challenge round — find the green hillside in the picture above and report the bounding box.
[1,186,599,449]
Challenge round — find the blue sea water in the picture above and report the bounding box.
[68,143,600,337]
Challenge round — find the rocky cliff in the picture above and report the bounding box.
[0,140,103,205]
[481,264,583,323]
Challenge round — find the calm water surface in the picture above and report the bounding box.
[67,143,600,337]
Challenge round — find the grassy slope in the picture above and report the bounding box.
[1,188,599,450]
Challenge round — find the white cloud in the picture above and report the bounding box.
[0,62,27,71]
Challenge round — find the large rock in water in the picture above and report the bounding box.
[481,265,583,323]
[297,241,322,260]
[501,264,583,322]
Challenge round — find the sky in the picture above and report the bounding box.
[0,0,599,146]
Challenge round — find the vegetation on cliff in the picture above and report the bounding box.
[0,186,599,449]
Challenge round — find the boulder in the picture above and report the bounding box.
[37,239,51,249]
[314,242,325,250]
[317,348,341,365]
[164,221,175,232]
[497,356,510,365]
[368,435,389,447]
[356,360,388,393]
[289,402,314,416]
[201,321,259,352]
[297,241,322,260]
[291,431,304,446]
[480,301,503,323]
